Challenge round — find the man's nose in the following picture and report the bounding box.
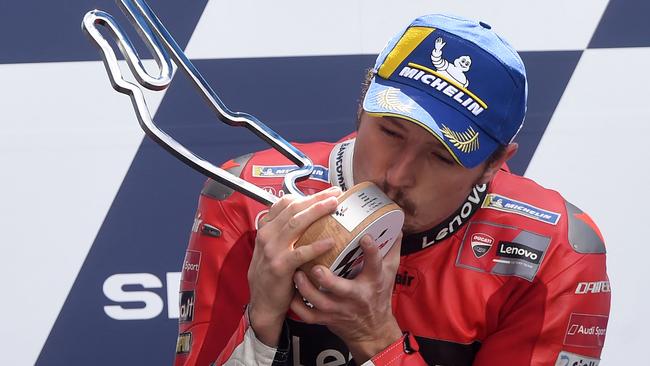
[385,149,419,189]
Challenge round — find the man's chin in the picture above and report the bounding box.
[402,213,444,234]
[401,218,421,234]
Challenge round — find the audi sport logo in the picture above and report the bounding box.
[564,313,608,348]
[181,250,201,283]
[179,291,195,323]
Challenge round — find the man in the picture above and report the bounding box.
[174,14,610,366]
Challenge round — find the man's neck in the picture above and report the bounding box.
[401,183,488,255]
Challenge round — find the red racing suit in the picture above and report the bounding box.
[174,138,610,366]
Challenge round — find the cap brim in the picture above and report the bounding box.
[363,78,500,168]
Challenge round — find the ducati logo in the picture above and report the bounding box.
[470,233,494,258]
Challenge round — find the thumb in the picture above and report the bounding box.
[384,232,403,274]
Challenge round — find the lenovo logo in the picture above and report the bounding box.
[497,241,542,264]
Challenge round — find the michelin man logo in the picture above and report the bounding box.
[430,37,472,87]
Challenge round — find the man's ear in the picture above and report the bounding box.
[477,143,518,184]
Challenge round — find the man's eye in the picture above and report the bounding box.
[380,126,401,139]
[433,152,454,165]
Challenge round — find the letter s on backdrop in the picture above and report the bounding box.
[103,273,164,320]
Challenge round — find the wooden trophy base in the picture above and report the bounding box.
[295,181,404,279]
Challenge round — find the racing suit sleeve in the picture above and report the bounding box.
[212,309,290,365]
[174,177,289,366]
[472,212,610,365]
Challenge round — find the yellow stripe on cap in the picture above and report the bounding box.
[377,26,435,79]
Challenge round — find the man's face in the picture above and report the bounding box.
[353,113,487,233]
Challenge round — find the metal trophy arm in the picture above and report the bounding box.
[83,0,406,280]
[82,0,316,206]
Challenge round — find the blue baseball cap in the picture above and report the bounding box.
[363,14,527,168]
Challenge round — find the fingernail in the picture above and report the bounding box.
[328,186,342,195]
[294,271,304,284]
[321,239,334,248]
[362,235,373,245]
[313,266,324,278]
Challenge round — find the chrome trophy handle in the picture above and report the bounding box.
[82,0,316,206]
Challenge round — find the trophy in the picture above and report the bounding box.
[82,0,404,279]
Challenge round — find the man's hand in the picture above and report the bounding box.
[248,187,342,347]
[290,233,404,363]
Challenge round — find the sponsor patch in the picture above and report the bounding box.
[496,241,543,264]
[564,313,608,349]
[181,251,201,283]
[482,193,561,225]
[176,332,192,354]
[555,351,600,366]
[470,233,493,258]
[575,281,611,295]
[179,291,195,323]
[393,265,421,296]
[251,164,329,183]
[456,222,550,281]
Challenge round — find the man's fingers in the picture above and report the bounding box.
[309,265,355,298]
[289,293,322,325]
[293,270,339,313]
[256,209,271,229]
[259,187,340,251]
[273,187,340,225]
[264,194,296,223]
[357,235,382,279]
[276,195,339,244]
[266,186,340,224]
[284,238,335,268]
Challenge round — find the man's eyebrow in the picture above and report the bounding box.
[383,117,407,131]
[427,141,446,149]
[424,133,452,153]
[381,116,450,153]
